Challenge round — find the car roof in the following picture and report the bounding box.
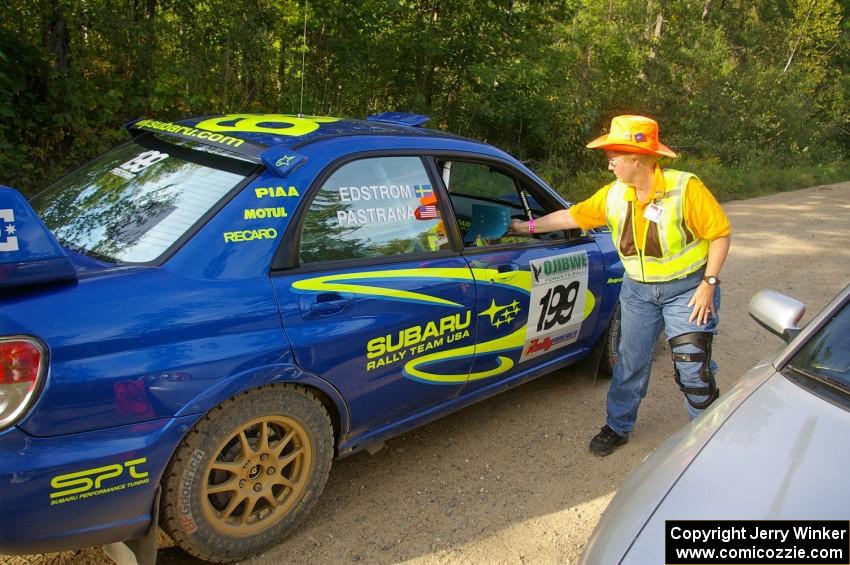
[126,113,519,177]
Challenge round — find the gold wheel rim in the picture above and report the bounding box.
[201,415,313,535]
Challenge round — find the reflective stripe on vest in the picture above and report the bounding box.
[606,169,709,282]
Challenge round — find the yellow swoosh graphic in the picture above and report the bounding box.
[294,267,599,384]
[404,326,527,383]
[405,289,596,383]
[292,267,532,307]
[292,268,476,307]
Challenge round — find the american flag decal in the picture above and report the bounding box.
[415,205,437,220]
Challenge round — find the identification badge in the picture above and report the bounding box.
[644,203,664,223]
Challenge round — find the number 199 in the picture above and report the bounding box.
[536,281,580,332]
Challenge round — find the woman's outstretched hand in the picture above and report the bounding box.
[507,218,527,235]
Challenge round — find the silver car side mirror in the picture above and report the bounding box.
[749,289,806,342]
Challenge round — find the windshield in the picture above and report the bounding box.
[785,299,850,400]
[30,136,255,263]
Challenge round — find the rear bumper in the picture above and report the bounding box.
[0,414,200,555]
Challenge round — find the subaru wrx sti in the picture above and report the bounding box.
[0,113,622,562]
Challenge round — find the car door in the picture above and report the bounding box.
[272,155,477,438]
[434,157,607,395]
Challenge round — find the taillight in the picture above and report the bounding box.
[0,337,46,430]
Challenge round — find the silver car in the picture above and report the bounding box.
[580,283,850,564]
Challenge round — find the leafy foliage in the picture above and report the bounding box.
[1,0,848,198]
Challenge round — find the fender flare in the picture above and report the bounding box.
[173,363,350,439]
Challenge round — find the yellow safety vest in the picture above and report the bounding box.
[606,169,709,283]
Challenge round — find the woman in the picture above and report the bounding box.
[510,115,731,456]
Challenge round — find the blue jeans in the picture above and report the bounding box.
[607,270,720,435]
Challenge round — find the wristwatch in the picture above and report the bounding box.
[703,275,721,286]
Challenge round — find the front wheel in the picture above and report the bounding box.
[160,384,333,563]
[598,303,621,376]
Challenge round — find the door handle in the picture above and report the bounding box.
[491,263,520,282]
[301,293,353,318]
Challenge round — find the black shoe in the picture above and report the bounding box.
[589,425,628,456]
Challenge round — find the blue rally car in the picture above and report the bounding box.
[0,113,622,562]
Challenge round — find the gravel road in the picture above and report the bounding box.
[4,181,849,565]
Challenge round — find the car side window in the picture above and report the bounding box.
[785,301,850,404]
[437,159,552,248]
[299,156,449,263]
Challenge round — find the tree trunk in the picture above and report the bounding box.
[419,0,438,110]
[43,2,70,74]
[640,10,663,81]
[649,12,663,60]
[134,0,157,109]
[646,0,655,39]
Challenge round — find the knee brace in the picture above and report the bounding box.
[668,331,719,410]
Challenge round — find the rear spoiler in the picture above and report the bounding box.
[0,186,77,290]
[125,118,308,178]
[367,112,430,127]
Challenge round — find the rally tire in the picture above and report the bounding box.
[160,384,333,563]
[599,303,621,376]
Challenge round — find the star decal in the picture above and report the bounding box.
[479,299,522,328]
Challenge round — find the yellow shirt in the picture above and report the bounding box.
[568,166,731,249]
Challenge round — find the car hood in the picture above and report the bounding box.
[579,359,777,565]
[620,371,850,563]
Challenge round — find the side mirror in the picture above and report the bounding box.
[749,289,806,342]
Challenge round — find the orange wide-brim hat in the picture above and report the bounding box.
[586,115,677,158]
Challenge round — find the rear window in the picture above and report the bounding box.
[30,137,255,263]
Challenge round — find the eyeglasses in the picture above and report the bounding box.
[607,155,627,166]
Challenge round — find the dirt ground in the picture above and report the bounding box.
[4,182,849,565]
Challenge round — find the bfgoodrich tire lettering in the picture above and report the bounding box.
[160,384,333,563]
